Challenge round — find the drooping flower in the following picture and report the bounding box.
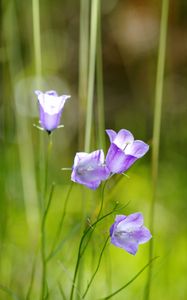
[110,213,152,255]
[105,129,149,174]
[71,150,110,190]
[35,90,70,133]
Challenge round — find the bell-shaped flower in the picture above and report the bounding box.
[35,90,70,133]
[110,213,152,255]
[105,129,149,174]
[71,150,110,190]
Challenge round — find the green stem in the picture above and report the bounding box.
[96,1,106,151]
[32,0,42,78]
[40,183,55,299]
[145,1,169,299]
[80,181,107,258]
[101,257,158,300]
[84,0,99,152]
[26,250,38,300]
[69,196,117,300]
[0,284,20,300]
[58,282,67,300]
[78,0,89,149]
[44,134,53,202]
[82,236,110,298]
[47,182,74,261]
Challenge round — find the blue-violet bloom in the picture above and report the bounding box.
[110,213,152,255]
[106,129,149,174]
[71,150,110,190]
[35,90,70,133]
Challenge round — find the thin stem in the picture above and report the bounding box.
[82,236,110,298]
[80,181,107,258]
[44,134,53,203]
[58,282,67,300]
[97,181,107,219]
[0,284,20,300]
[47,182,74,261]
[145,1,169,299]
[26,250,38,300]
[69,200,118,300]
[47,223,81,261]
[96,2,106,151]
[101,257,158,300]
[40,183,55,300]
[32,0,42,77]
[84,0,99,152]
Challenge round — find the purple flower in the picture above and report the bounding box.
[105,129,149,174]
[110,213,152,255]
[71,150,110,190]
[35,90,70,133]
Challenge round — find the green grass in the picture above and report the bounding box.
[1,0,187,299]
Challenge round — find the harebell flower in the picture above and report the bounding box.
[110,213,152,255]
[35,90,70,133]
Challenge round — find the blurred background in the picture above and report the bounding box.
[1,0,187,299]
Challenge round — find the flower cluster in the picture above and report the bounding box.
[35,90,151,256]
[71,129,149,190]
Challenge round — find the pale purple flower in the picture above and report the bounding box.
[105,129,149,174]
[110,213,152,255]
[71,150,110,190]
[35,90,70,133]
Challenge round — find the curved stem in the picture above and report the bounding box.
[69,186,115,300]
[47,182,74,262]
[82,236,110,298]
[101,257,158,300]
[80,181,107,258]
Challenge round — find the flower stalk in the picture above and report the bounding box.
[69,182,112,300]
[40,183,55,300]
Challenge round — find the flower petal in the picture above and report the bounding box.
[111,232,139,255]
[39,106,61,131]
[113,129,134,150]
[125,140,149,158]
[110,213,151,255]
[115,215,127,224]
[106,129,117,143]
[71,150,110,190]
[35,90,42,96]
[110,215,126,237]
[117,213,144,232]
[81,180,101,190]
[37,92,70,115]
[35,90,70,132]
[46,90,58,96]
[73,152,89,168]
[106,144,137,173]
[132,227,152,244]
[76,150,105,168]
